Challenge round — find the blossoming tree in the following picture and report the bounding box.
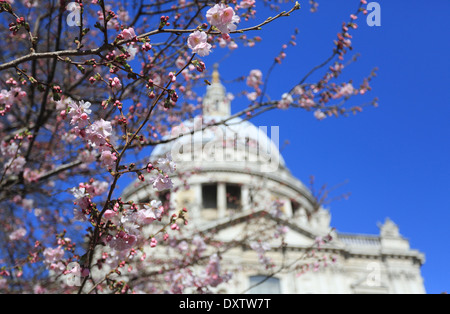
[0,0,377,293]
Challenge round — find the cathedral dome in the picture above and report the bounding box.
[150,64,286,172]
[123,64,315,219]
[150,114,286,170]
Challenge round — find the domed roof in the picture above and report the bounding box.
[150,115,286,169]
[123,65,314,209]
[150,65,286,170]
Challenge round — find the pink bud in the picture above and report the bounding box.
[103,209,116,220]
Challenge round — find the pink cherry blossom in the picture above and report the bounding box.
[1,141,19,157]
[314,109,327,120]
[103,209,117,221]
[107,232,137,251]
[220,7,235,24]
[86,119,113,147]
[121,27,136,41]
[246,69,263,89]
[86,180,109,196]
[334,82,355,99]
[109,77,122,91]
[152,173,173,191]
[155,154,176,173]
[73,207,88,222]
[70,186,89,201]
[247,92,258,101]
[9,228,27,241]
[126,45,138,60]
[4,156,26,175]
[43,246,65,264]
[23,168,40,183]
[250,241,273,266]
[228,41,238,50]
[206,4,240,34]
[278,93,293,109]
[240,0,256,9]
[137,208,157,224]
[68,99,91,127]
[187,31,212,57]
[137,200,164,224]
[202,254,232,287]
[100,150,117,168]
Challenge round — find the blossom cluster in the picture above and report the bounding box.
[246,69,263,101]
[70,179,109,222]
[187,31,211,57]
[0,84,29,179]
[250,241,274,269]
[64,98,117,169]
[43,246,66,273]
[162,237,232,293]
[1,132,34,179]
[0,86,26,116]
[206,4,240,35]
[149,154,176,191]
[187,4,240,56]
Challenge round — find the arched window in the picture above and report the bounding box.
[248,276,281,294]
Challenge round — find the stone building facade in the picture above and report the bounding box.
[121,66,426,294]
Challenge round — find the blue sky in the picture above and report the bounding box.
[199,1,449,294]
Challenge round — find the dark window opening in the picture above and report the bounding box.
[158,191,171,211]
[202,184,217,209]
[140,197,151,204]
[291,199,301,216]
[226,184,241,210]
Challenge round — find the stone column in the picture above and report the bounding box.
[241,185,249,212]
[282,198,293,217]
[192,184,202,222]
[217,182,226,218]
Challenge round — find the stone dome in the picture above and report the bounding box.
[123,64,316,217]
[150,64,286,172]
[150,114,287,171]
